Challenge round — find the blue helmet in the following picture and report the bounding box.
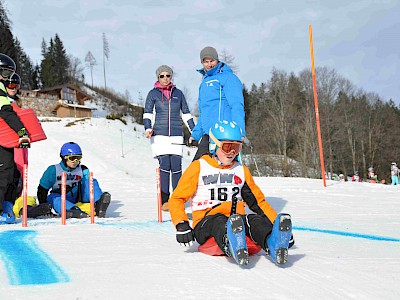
[60,142,82,157]
[354,170,358,175]
[209,120,243,155]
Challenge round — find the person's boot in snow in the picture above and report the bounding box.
[66,206,89,219]
[265,213,292,265]
[95,192,111,218]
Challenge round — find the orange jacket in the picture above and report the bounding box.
[169,155,277,228]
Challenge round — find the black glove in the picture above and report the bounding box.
[37,185,49,204]
[17,128,31,148]
[176,221,195,246]
[187,139,198,147]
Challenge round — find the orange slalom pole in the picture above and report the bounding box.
[61,172,67,225]
[89,172,95,224]
[22,164,28,227]
[156,167,162,222]
[309,24,327,187]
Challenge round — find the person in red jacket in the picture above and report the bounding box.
[169,120,293,265]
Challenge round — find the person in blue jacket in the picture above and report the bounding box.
[143,65,195,211]
[36,142,111,218]
[188,46,246,160]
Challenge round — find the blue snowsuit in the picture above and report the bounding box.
[38,161,102,214]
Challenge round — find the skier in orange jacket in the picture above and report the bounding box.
[169,120,294,264]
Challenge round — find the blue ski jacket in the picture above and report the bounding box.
[38,161,102,202]
[191,62,245,141]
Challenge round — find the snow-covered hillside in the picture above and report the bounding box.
[0,117,399,299]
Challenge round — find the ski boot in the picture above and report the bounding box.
[266,213,292,265]
[27,203,53,218]
[0,201,16,224]
[66,206,89,219]
[226,214,249,266]
[95,192,111,218]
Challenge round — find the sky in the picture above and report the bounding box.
[4,0,400,107]
[0,110,399,299]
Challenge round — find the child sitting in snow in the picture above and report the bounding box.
[36,142,111,218]
[367,167,378,183]
[351,170,361,182]
[168,120,294,265]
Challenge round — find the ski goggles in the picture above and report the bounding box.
[65,155,82,163]
[209,132,243,155]
[0,67,15,80]
[6,82,20,89]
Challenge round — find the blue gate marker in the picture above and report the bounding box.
[294,226,400,242]
[0,230,69,285]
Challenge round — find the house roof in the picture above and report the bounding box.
[39,84,93,101]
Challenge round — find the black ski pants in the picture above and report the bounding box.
[193,213,274,252]
[0,145,15,211]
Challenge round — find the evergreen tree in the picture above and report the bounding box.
[0,1,16,58]
[0,1,36,89]
[40,34,70,87]
[53,34,69,84]
[14,38,36,89]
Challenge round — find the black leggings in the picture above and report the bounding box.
[194,213,273,252]
[0,146,15,211]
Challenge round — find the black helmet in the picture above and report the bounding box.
[7,73,21,85]
[0,53,16,80]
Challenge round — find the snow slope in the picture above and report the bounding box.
[0,117,399,299]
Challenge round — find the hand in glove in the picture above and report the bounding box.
[176,221,195,246]
[17,128,31,148]
[187,137,198,147]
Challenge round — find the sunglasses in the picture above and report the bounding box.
[0,68,15,80]
[6,83,20,89]
[209,131,243,155]
[159,74,171,78]
[66,155,82,163]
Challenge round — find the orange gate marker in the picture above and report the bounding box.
[156,168,162,222]
[61,172,67,224]
[22,164,28,227]
[309,25,327,187]
[89,172,95,224]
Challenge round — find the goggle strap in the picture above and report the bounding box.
[209,131,222,148]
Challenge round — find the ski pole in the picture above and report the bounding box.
[22,164,28,227]
[89,172,95,224]
[61,172,67,225]
[156,167,162,222]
